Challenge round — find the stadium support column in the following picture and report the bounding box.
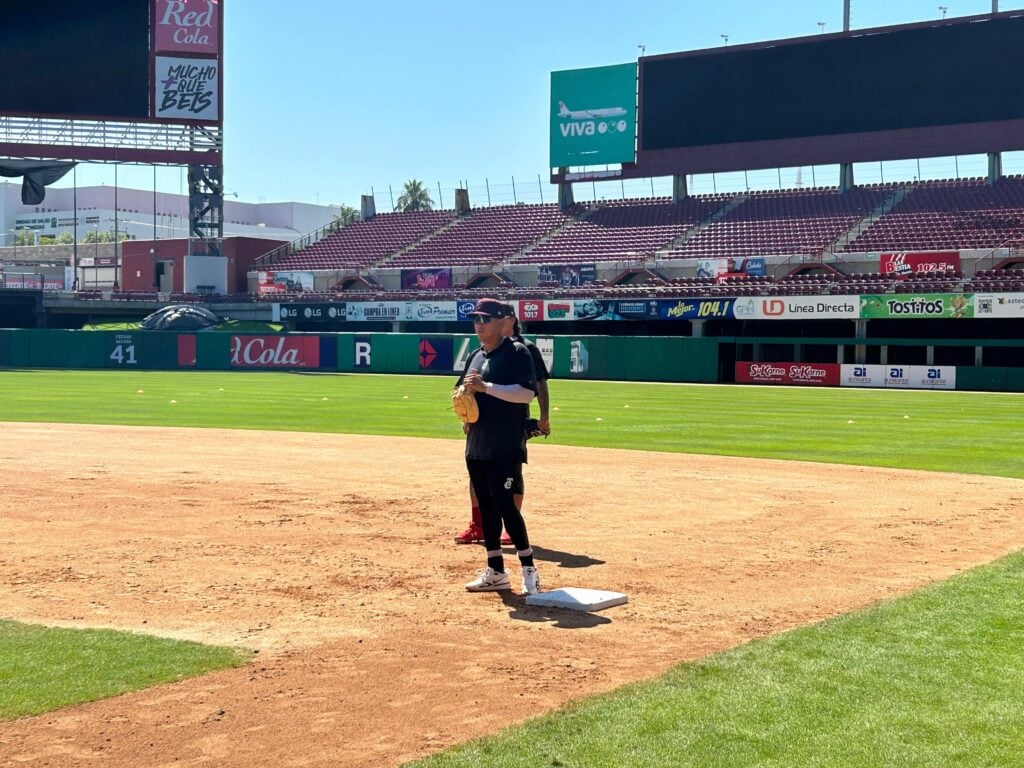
[188,165,224,258]
[987,152,1002,185]
[672,174,688,204]
[558,168,575,211]
[839,163,855,192]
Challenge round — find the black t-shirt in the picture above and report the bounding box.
[512,334,550,382]
[458,337,536,459]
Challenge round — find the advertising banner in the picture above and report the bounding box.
[572,299,630,321]
[859,294,972,319]
[4,274,42,289]
[840,364,887,388]
[609,299,662,319]
[732,296,859,320]
[739,257,766,276]
[258,272,285,295]
[154,0,221,54]
[154,56,220,120]
[880,251,960,277]
[569,339,589,373]
[884,365,956,390]
[567,298,661,320]
[696,258,728,279]
[534,337,555,374]
[537,264,597,287]
[418,338,453,371]
[973,293,1024,318]
[401,268,452,290]
[736,362,841,386]
[545,301,574,320]
[43,277,64,291]
[550,63,637,167]
[659,298,734,320]
[517,299,545,322]
[456,300,477,322]
[276,303,346,322]
[79,256,117,268]
[453,336,477,372]
[345,302,415,322]
[413,302,458,322]
[230,335,320,369]
[271,271,314,292]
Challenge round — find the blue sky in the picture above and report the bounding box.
[53,0,1024,209]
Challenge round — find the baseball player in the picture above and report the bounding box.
[457,298,540,594]
[454,307,551,545]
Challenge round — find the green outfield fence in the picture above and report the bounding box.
[0,329,1022,391]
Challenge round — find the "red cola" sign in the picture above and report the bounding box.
[230,336,320,369]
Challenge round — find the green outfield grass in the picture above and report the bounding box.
[0,621,248,720]
[407,550,1024,768]
[0,369,1021,478]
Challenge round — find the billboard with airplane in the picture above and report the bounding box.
[550,63,636,168]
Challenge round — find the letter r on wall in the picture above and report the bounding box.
[355,341,371,367]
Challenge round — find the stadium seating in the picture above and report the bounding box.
[385,204,573,267]
[271,210,456,271]
[517,197,719,263]
[842,177,1024,252]
[663,187,888,259]
[246,179,1024,299]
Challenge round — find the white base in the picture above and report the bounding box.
[525,587,628,612]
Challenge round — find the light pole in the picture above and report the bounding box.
[638,44,646,58]
[720,34,729,45]
[817,21,826,34]
[93,224,99,289]
[939,5,948,19]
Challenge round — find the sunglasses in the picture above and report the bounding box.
[472,316,498,324]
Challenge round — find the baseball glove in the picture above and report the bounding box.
[525,418,550,440]
[451,385,479,424]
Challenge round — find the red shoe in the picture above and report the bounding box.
[454,523,484,544]
[500,532,513,546]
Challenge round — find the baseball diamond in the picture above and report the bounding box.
[1,422,1023,766]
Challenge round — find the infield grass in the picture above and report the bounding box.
[408,549,1024,768]
[0,621,248,720]
[0,369,1021,478]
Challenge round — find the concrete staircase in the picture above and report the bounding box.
[512,205,597,262]
[657,194,749,255]
[823,185,914,256]
[373,213,465,268]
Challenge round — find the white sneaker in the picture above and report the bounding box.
[465,567,511,592]
[521,566,541,595]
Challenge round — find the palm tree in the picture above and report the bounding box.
[395,179,434,212]
[334,204,360,225]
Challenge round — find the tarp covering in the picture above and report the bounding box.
[140,305,222,331]
[0,160,76,204]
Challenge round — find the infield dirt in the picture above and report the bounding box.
[2,422,1023,767]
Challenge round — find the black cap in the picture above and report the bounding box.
[468,298,513,318]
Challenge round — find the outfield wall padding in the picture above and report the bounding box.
[4,329,1023,391]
